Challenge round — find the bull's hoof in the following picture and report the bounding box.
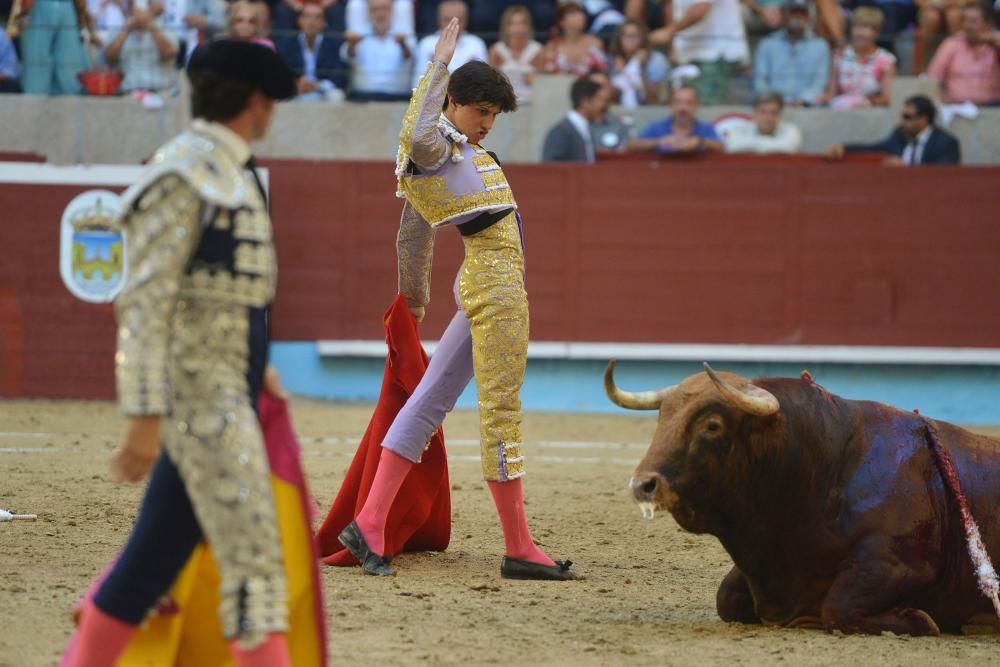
[827,607,941,637]
[961,613,1000,635]
[716,566,760,624]
[895,608,941,637]
[785,616,823,630]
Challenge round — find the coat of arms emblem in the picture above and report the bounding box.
[59,190,127,303]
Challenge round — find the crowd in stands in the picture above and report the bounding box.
[1,0,998,161]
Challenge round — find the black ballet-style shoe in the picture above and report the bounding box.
[500,556,579,581]
[338,521,393,576]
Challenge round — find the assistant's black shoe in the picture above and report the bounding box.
[500,556,579,581]
[338,521,393,576]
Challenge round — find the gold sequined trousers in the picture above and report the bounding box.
[164,302,288,648]
[458,213,528,482]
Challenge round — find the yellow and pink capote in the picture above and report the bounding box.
[67,393,326,666]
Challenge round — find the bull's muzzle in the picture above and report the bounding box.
[629,472,670,520]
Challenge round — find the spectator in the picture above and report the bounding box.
[488,4,543,101]
[586,68,632,152]
[20,0,92,94]
[927,1,1000,105]
[851,0,918,54]
[346,0,412,35]
[579,0,626,43]
[623,0,670,30]
[753,0,830,106]
[825,94,961,164]
[86,0,127,56]
[915,0,964,73]
[414,0,443,35]
[607,18,669,108]
[412,0,487,87]
[256,0,273,39]
[628,84,723,153]
[724,91,802,153]
[0,27,21,92]
[159,0,227,64]
[742,0,785,38]
[278,1,347,101]
[627,0,791,39]
[226,0,274,46]
[649,0,749,105]
[541,2,606,76]
[819,6,896,109]
[345,0,415,101]
[470,0,557,39]
[541,76,610,162]
[104,1,178,93]
[273,0,345,38]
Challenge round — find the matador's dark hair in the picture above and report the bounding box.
[189,69,256,122]
[443,60,518,113]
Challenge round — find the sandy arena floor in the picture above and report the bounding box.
[1,399,998,666]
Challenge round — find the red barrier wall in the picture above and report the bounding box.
[2,159,1000,399]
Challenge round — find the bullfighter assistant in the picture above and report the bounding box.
[62,41,305,667]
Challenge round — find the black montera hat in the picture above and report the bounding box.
[187,39,297,101]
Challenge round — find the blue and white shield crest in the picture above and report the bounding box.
[59,190,127,303]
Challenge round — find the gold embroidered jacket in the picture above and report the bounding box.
[114,121,276,417]
[395,62,517,309]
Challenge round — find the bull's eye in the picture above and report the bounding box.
[706,421,721,433]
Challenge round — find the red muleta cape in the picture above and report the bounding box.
[317,294,451,564]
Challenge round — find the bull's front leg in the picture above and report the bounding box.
[821,537,940,636]
[717,565,761,624]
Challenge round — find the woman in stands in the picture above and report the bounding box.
[542,1,607,76]
[820,6,897,109]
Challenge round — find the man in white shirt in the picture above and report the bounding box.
[345,0,413,36]
[650,0,749,105]
[104,2,178,94]
[724,91,802,154]
[159,0,227,64]
[541,77,610,162]
[343,0,415,101]
[411,0,487,89]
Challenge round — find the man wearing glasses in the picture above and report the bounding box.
[824,94,961,165]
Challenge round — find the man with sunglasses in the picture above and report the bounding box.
[824,94,961,165]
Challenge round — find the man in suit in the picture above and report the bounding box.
[276,2,347,102]
[825,95,961,165]
[541,77,611,163]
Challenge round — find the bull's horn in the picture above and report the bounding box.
[604,360,676,411]
[703,362,780,417]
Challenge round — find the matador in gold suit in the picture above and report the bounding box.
[338,23,577,581]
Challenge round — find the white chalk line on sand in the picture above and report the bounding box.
[0,432,647,449]
[0,433,643,466]
[297,436,648,450]
[0,447,66,453]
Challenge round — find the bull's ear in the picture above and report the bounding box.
[703,363,780,417]
[801,370,814,384]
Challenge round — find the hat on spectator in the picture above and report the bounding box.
[187,39,296,101]
[782,0,810,13]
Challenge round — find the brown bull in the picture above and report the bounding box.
[606,361,1000,636]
